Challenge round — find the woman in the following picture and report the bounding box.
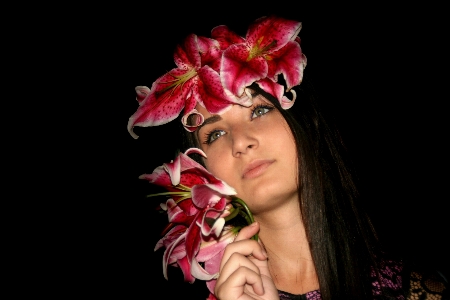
[128,15,448,299]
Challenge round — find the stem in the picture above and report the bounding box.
[231,197,258,241]
[224,207,240,222]
[238,210,252,225]
[232,197,254,224]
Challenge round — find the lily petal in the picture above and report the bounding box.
[184,147,207,158]
[194,65,242,114]
[220,43,268,97]
[254,78,295,109]
[135,86,150,104]
[174,34,201,70]
[267,41,307,91]
[191,259,217,281]
[127,68,195,139]
[205,249,225,294]
[185,216,202,263]
[197,36,222,72]
[166,199,194,224]
[211,24,246,50]
[282,89,297,110]
[181,87,203,133]
[181,109,204,132]
[177,256,196,283]
[197,227,236,262]
[162,230,186,280]
[246,16,302,53]
[207,293,218,300]
[199,214,225,237]
[193,182,237,200]
[163,153,182,186]
[154,224,185,251]
[191,185,233,208]
[139,166,172,186]
[180,148,207,170]
[255,78,285,102]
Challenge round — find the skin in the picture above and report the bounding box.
[196,94,298,215]
[195,95,319,299]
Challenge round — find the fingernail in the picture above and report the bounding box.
[250,222,258,227]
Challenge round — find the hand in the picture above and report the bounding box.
[214,222,279,300]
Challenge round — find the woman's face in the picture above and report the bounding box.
[195,94,299,214]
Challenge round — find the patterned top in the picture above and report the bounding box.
[278,259,448,300]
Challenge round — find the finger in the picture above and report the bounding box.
[217,251,261,286]
[220,223,267,270]
[215,266,265,298]
[233,222,267,260]
[234,221,260,242]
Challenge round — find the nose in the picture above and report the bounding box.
[231,128,258,157]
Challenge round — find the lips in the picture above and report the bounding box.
[242,159,275,179]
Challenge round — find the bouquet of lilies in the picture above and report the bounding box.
[141,148,256,299]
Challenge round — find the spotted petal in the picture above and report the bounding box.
[174,34,202,70]
[219,15,303,99]
[197,36,222,71]
[192,66,242,115]
[211,25,246,50]
[127,69,195,139]
[266,40,307,91]
[128,35,200,139]
[221,43,268,96]
[245,16,301,53]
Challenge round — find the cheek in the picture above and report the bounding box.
[204,152,234,182]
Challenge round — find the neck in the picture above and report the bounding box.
[254,200,319,294]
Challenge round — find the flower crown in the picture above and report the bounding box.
[128,15,307,139]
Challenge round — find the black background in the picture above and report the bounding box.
[69,3,448,298]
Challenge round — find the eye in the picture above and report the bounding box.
[251,105,273,119]
[204,129,226,144]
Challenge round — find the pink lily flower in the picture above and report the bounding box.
[212,15,307,105]
[127,34,251,138]
[199,226,237,295]
[141,148,237,282]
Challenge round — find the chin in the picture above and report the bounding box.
[239,181,298,213]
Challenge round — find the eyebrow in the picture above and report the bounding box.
[195,115,222,140]
[199,115,222,129]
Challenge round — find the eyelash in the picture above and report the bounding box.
[202,104,274,145]
[251,104,273,119]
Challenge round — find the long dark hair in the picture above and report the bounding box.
[180,79,384,299]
